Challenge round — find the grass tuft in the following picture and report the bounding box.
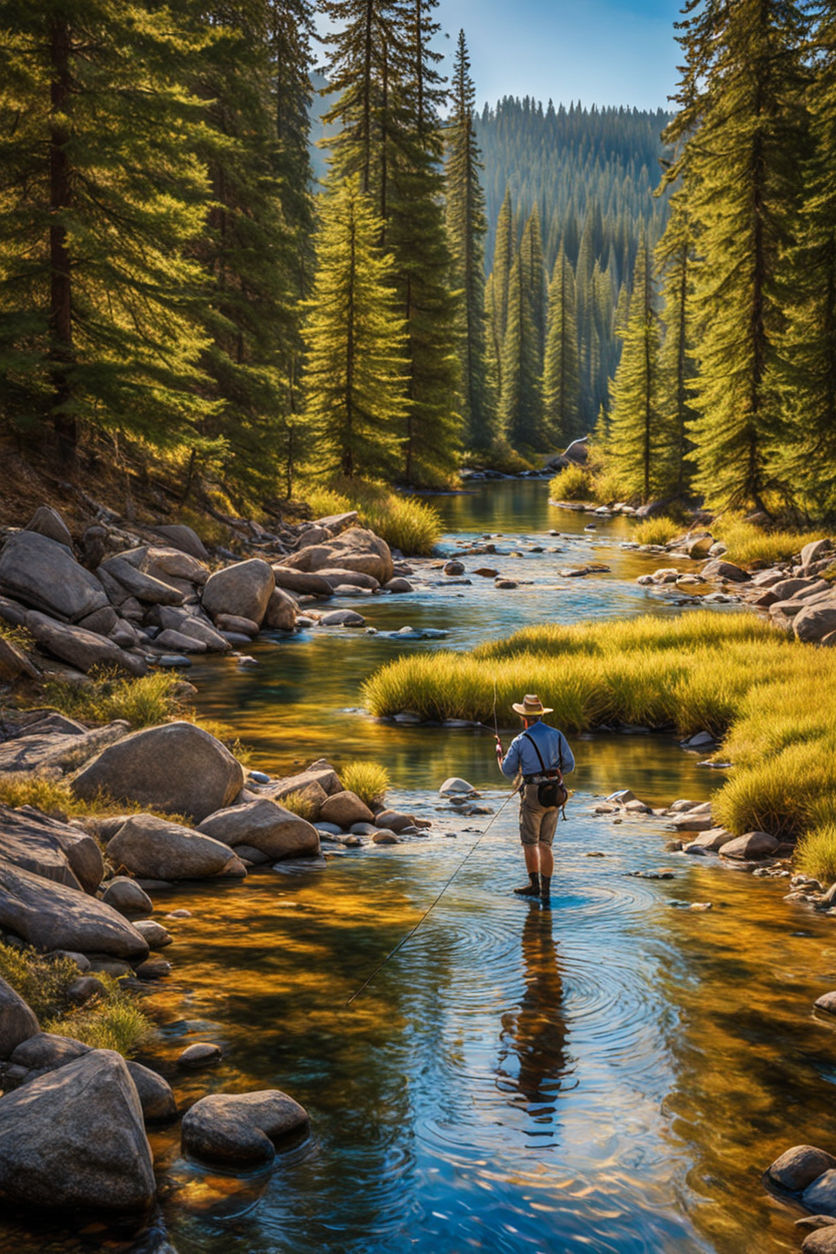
[632,516,682,546]
[340,760,390,807]
[711,514,826,567]
[43,670,184,728]
[549,465,593,501]
[303,479,442,555]
[46,989,151,1056]
[796,824,836,883]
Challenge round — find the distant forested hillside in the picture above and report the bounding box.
[476,99,671,285]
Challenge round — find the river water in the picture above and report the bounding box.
[9,482,836,1254]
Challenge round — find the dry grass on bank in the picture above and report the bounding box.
[0,772,193,827]
[0,941,151,1056]
[362,612,836,869]
[303,480,442,555]
[43,670,184,728]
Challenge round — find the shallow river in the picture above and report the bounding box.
[11,482,836,1254]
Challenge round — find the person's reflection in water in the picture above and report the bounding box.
[496,903,573,1132]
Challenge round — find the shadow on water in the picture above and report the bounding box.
[3,483,832,1254]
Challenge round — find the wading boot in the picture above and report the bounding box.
[540,876,552,907]
[514,871,541,897]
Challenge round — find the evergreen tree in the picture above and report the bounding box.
[520,206,547,364]
[269,0,316,491]
[489,188,514,353]
[604,239,664,501]
[0,0,210,461]
[773,1,836,515]
[499,251,542,450]
[679,0,809,509]
[445,30,493,450]
[654,185,696,498]
[302,178,407,479]
[542,247,581,446]
[188,0,293,495]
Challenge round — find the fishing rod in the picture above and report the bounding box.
[345,785,518,1008]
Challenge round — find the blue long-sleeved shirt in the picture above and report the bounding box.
[500,719,575,780]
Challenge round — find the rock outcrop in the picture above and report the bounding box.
[71,722,244,822]
[202,558,275,627]
[0,531,108,622]
[107,813,245,881]
[0,861,148,958]
[0,976,39,1059]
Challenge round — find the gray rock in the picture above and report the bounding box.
[153,628,207,654]
[801,539,834,569]
[25,611,146,676]
[795,601,836,643]
[769,1145,836,1192]
[288,527,393,583]
[384,577,413,593]
[202,558,275,627]
[99,556,184,606]
[263,586,298,631]
[126,1061,177,1123]
[0,810,84,890]
[108,813,243,881]
[181,1089,308,1167]
[667,814,714,832]
[439,777,477,796]
[67,976,108,1005]
[136,546,208,586]
[71,721,244,822]
[319,790,374,827]
[316,568,380,590]
[0,1049,155,1213]
[178,1041,222,1069]
[10,1031,89,1071]
[687,827,734,852]
[320,609,366,627]
[701,558,750,582]
[25,506,73,549]
[198,798,320,860]
[372,830,399,844]
[215,612,260,635]
[374,809,419,834]
[0,531,108,622]
[131,919,172,949]
[0,720,129,777]
[0,862,148,958]
[0,975,39,1058]
[153,606,229,651]
[271,566,334,597]
[803,1228,836,1253]
[149,523,209,561]
[719,831,779,859]
[0,634,39,679]
[101,876,154,917]
[235,844,271,865]
[135,958,171,980]
[805,1171,836,1216]
[815,991,836,1016]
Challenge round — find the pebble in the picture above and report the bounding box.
[178,1042,222,1069]
[166,908,192,919]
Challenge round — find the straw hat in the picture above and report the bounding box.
[511,693,553,717]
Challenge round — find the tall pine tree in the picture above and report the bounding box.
[445,30,493,450]
[499,250,542,451]
[542,247,581,447]
[302,178,407,480]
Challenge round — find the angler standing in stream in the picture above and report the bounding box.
[496,693,575,905]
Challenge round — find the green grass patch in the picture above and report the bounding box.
[362,611,836,854]
[0,940,152,1056]
[340,760,389,808]
[0,772,192,826]
[302,479,442,555]
[44,670,184,728]
[711,513,826,567]
[632,516,682,546]
[548,465,594,501]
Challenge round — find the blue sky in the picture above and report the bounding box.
[434,0,682,111]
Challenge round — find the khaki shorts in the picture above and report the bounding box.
[519,784,559,847]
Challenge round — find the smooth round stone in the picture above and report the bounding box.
[155,654,192,668]
[249,771,271,784]
[178,1042,222,1069]
[349,823,378,835]
[67,976,107,1005]
[136,959,172,981]
[372,830,399,844]
[132,919,172,949]
[315,821,344,836]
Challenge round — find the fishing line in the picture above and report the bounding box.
[345,787,518,1008]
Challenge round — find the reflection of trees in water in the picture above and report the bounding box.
[496,903,573,1124]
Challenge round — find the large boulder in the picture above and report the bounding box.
[25,611,147,676]
[287,527,393,583]
[263,587,298,632]
[180,1090,309,1167]
[271,566,334,598]
[319,790,374,828]
[136,546,208,586]
[149,523,209,561]
[0,861,148,958]
[0,719,129,775]
[804,1171,836,1217]
[701,558,750,582]
[0,1049,155,1214]
[24,506,73,549]
[202,559,275,627]
[71,722,244,822]
[108,813,244,881]
[99,556,184,606]
[718,831,779,859]
[795,601,836,643]
[0,813,85,890]
[0,531,108,622]
[801,538,834,569]
[198,799,320,860]
[0,976,39,1059]
[768,1145,836,1192]
[316,568,381,590]
[11,807,104,893]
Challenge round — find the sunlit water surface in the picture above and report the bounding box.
[6,483,836,1254]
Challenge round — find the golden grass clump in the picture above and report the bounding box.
[711,513,826,567]
[632,516,682,547]
[0,773,192,826]
[339,760,390,807]
[302,479,442,556]
[796,825,836,884]
[46,992,151,1057]
[548,464,593,501]
[278,789,318,820]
